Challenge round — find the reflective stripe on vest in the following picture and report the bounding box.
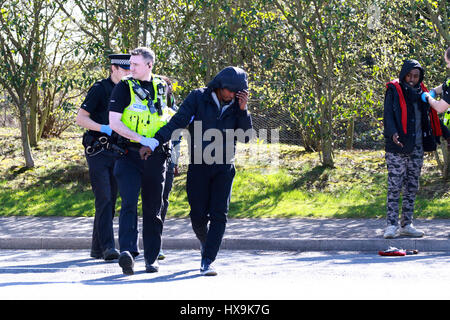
[121,77,173,142]
[444,110,450,128]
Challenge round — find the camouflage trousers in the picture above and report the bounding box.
[385,145,424,227]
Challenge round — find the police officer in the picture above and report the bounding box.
[424,47,450,115]
[144,66,252,276]
[423,46,450,147]
[426,81,450,147]
[109,47,173,275]
[75,53,130,260]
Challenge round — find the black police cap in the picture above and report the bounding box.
[108,54,131,70]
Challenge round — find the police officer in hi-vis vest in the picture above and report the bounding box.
[109,47,173,275]
[76,54,130,261]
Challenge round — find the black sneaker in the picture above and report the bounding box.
[145,260,159,273]
[103,248,120,261]
[118,251,134,275]
[200,257,217,276]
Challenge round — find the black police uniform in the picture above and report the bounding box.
[81,53,130,259]
[81,77,118,259]
[108,77,168,270]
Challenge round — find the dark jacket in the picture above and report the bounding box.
[384,59,439,154]
[154,67,253,164]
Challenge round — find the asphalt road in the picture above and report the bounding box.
[0,249,449,301]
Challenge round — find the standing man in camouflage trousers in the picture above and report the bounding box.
[383,59,443,239]
[385,147,423,234]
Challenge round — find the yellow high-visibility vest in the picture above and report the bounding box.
[121,76,174,142]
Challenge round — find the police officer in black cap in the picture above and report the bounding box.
[76,53,131,261]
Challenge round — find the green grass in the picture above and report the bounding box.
[0,183,93,216]
[1,127,449,218]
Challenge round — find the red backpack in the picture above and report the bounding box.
[386,79,442,137]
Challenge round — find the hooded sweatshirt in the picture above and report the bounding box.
[154,66,252,164]
[384,59,439,154]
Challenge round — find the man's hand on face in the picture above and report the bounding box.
[236,90,249,110]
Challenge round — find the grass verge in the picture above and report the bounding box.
[1,128,449,218]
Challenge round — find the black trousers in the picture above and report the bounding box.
[114,148,166,264]
[86,152,118,255]
[186,163,236,262]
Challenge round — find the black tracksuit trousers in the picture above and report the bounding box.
[186,163,236,262]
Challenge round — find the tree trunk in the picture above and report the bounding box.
[142,0,149,46]
[28,82,38,146]
[321,130,334,167]
[38,100,51,141]
[19,104,34,168]
[316,89,334,168]
[345,116,354,150]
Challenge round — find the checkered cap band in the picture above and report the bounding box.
[111,59,130,65]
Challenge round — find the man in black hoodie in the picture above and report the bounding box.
[144,66,252,275]
[383,59,443,239]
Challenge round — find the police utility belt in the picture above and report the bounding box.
[82,131,126,157]
[83,131,170,159]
